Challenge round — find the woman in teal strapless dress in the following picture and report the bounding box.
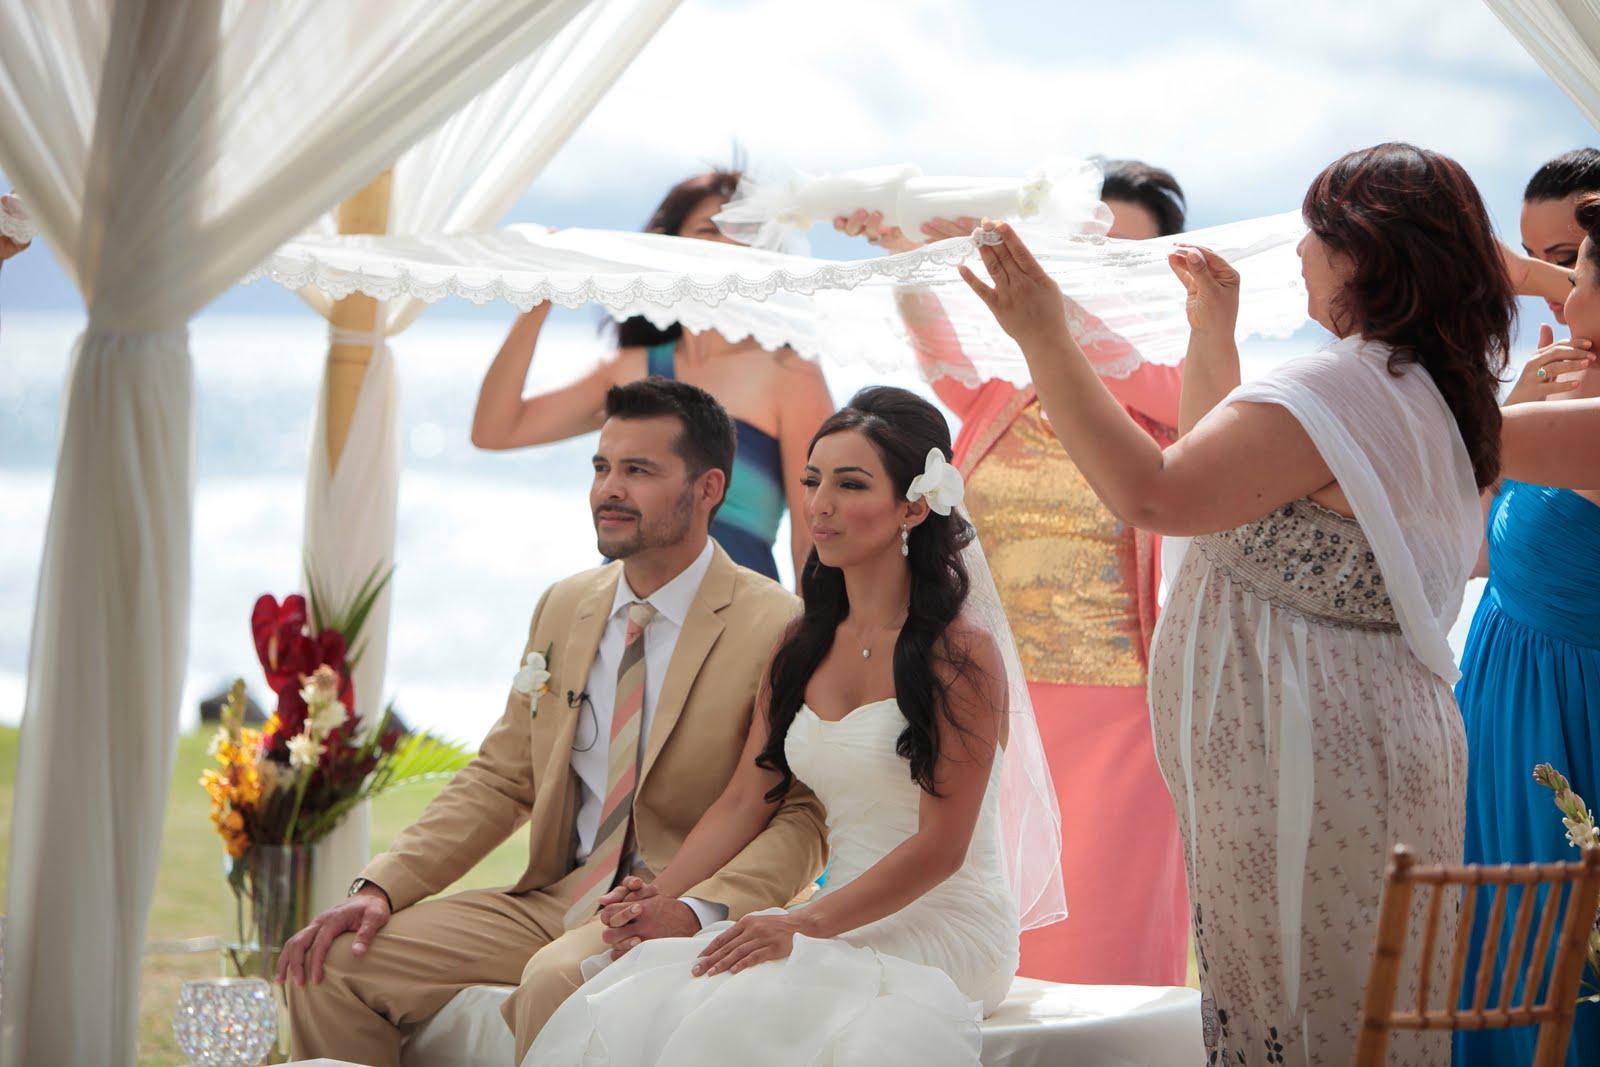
[1454,480,1600,1067]
[470,169,834,582]
[1455,151,1600,1067]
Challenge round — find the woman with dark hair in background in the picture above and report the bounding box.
[472,169,835,582]
[961,142,1581,1064]
[529,386,1058,1066]
[1455,152,1600,1067]
[831,158,1191,987]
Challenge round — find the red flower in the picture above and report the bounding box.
[252,592,354,703]
[263,681,307,762]
[252,594,311,692]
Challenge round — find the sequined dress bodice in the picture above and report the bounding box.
[1194,499,1398,630]
[962,402,1145,685]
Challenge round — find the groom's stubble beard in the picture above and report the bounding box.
[593,480,697,559]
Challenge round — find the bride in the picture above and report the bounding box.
[527,386,1062,1066]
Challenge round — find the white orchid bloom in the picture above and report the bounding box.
[308,698,348,739]
[286,731,326,771]
[512,649,552,696]
[906,447,965,517]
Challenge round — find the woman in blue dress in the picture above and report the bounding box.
[471,169,835,581]
[1456,152,1600,1067]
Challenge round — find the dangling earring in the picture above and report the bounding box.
[900,524,910,557]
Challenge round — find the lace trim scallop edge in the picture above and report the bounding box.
[240,241,998,377]
[242,236,980,312]
[238,237,1300,384]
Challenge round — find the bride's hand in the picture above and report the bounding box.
[959,220,1071,353]
[597,875,656,910]
[1167,244,1240,337]
[692,912,804,976]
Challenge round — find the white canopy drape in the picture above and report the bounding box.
[1483,0,1600,130]
[299,0,682,335]
[294,0,679,912]
[0,2,624,1062]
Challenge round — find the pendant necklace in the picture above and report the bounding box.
[855,615,906,660]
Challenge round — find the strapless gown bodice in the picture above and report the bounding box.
[526,699,1020,1066]
[786,699,1019,1008]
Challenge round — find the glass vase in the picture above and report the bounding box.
[223,845,314,981]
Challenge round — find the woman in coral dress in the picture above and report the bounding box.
[835,159,1191,985]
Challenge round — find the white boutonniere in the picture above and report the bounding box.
[906,447,965,516]
[512,643,554,707]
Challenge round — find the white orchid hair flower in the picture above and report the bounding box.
[906,447,965,517]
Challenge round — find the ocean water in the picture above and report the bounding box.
[0,310,1488,742]
[0,310,915,741]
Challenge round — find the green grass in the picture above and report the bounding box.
[0,725,526,1066]
[0,725,1200,1064]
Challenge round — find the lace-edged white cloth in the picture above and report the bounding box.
[245,212,1311,385]
[1,194,36,244]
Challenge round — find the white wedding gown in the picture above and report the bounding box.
[527,698,1021,1066]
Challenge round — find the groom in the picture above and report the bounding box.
[281,377,827,1066]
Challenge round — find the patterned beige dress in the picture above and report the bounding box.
[1149,499,1465,1066]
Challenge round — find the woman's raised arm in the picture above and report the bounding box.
[960,222,1334,536]
[471,303,623,449]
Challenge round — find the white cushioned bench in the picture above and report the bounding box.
[400,977,1202,1066]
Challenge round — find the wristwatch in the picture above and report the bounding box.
[348,877,386,902]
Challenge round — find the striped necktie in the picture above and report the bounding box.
[564,600,657,927]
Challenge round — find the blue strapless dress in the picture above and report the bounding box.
[646,343,786,580]
[1455,481,1600,1067]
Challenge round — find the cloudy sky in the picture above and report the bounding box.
[2,0,1594,317]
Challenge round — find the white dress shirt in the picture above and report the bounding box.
[570,539,725,927]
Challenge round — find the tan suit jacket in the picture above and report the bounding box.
[361,543,827,918]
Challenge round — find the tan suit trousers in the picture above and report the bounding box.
[286,886,608,1067]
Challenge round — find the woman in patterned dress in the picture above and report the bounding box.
[963,143,1600,1065]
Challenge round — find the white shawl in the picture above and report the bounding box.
[1227,335,1481,681]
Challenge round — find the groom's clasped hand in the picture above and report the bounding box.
[598,875,806,975]
[595,876,695,959]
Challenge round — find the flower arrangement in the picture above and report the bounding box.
[1533,763,1600,1002]
[203,565,473,859]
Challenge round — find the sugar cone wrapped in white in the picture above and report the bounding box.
[895,158,1111,239]
[713,163,920,251]
[713,157,1111,252]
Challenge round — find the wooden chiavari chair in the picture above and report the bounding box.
[1353,844,1600,1066]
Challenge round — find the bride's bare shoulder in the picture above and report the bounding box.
[939,615,1005,683]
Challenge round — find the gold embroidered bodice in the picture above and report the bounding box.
[963,402,1146,687]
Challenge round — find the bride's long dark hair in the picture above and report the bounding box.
[755,387,977,800]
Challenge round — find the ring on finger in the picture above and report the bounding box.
[1538,367,1548,380]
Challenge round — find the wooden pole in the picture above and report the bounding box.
[325,168,393,472]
